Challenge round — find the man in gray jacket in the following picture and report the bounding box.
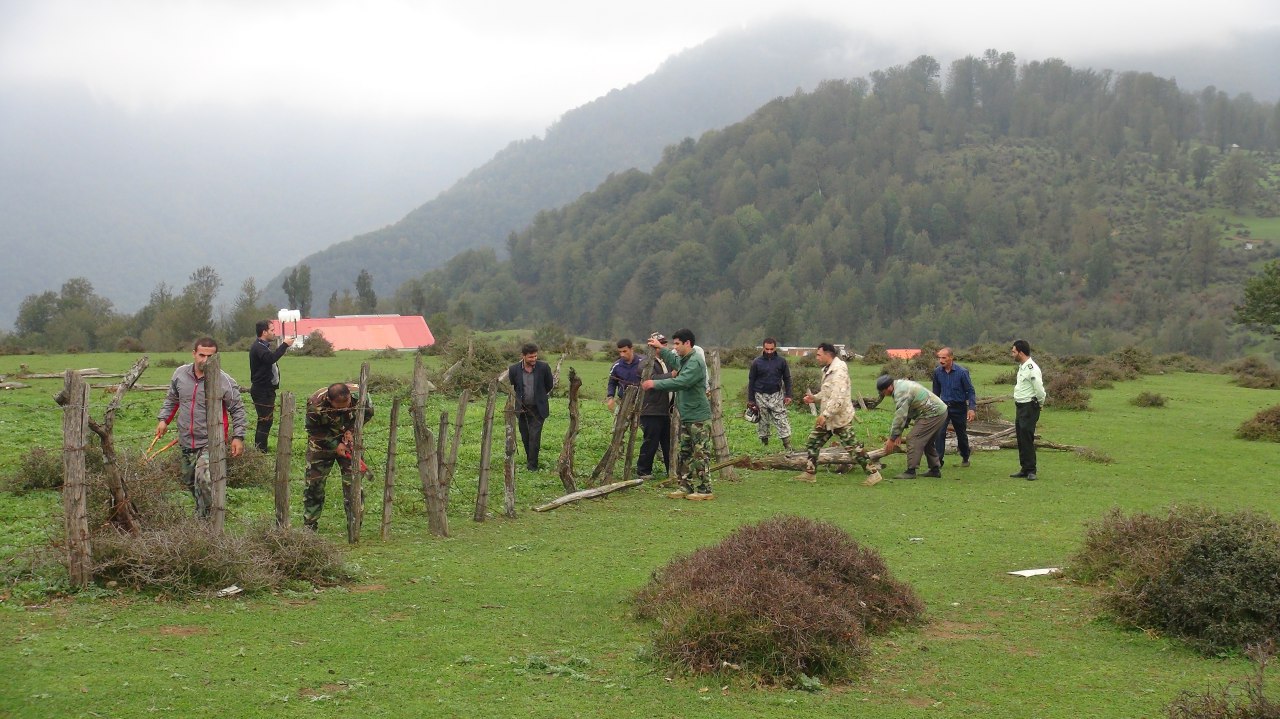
[155,337,247,518]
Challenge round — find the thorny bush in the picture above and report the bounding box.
[1070,506,1280,655]
[633,515,924,685]
[1237,405,1280,443]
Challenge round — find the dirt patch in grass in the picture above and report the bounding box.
[299,683,350,698]
[156,625,208,637]
[349,584,388,593]
[924,620,986,640]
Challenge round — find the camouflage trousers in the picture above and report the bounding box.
[754,390,792,441]
[803,423,868,473]
[304,448,363,527]
[180,447,212,519]
[676,420,713,493]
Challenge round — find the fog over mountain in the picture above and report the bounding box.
[0,86,532,325]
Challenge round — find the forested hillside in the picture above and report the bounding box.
[271,19,892,308]
[401,53,1280,359]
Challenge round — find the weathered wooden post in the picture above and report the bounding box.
[444,390,469,489]
[204,354,228,532]
[588,385,638,486]
[620,354,657,482]
[61,370,91,588]
[503,394,517,518]
[273,391,295,528]
[433,411,450,523]
[411,356,447,537]
[555,368,581,493]
[346,362,370,544]
[707,349,738,481]
[379,397,400,540]
[474,379,498,522]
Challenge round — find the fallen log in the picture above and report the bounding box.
[533,478,644,512]
[0,382,30,390]
[92,383,168,392]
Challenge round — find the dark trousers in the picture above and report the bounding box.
[935,401,971,463]
[638,415,671,476]
[1015,400,1041,473]
[517,412,545,470]
[250,386,276,453]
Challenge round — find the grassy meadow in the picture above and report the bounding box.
[1,347,1278,718]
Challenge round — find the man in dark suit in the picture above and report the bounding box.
[508,343,554,471]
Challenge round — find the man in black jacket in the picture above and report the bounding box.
[508,343,555,471]
[248,320,291,452]
[747,338,794,450]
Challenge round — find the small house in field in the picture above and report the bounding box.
[886,348,921,359]
[272,315,435,351]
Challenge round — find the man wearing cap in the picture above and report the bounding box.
[932,347,977,468]
[747,337,794,450]
[1010,339,1047,481]
[876,374,948,479]
[794,342,865,482]
[642,329,714,500]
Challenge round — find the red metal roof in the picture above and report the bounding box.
[886,348,922,359]
[272,315,435,351]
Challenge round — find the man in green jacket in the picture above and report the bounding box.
[642,328,714,501]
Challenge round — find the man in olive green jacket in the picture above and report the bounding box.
[642,328,714,501]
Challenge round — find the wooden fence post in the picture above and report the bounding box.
[503,395,516,518]
[380,397,400,540]
[204,355,228,532]
[346,362,370,543]
[274,392,295,528]
[411,356,447,537]
[588,385,638,487]
[555,368,581,493]
[475,379,498,522]
[707,349,738,481]
[61,370,91,588]
[444,390,469,489]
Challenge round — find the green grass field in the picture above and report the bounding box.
[1,349,1278,718]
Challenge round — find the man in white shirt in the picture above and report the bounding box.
[1009,339,1047,481]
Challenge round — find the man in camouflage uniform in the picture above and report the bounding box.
[875,374,948,479]
[795,342,868,482]
[303,382,374,530]
[642,328,715,501]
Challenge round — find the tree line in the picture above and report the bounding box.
[6,264,379,353]
[388,52,1280,359]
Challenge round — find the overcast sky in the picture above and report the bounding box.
[3,0,1278,126]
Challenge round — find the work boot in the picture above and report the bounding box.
[921,468,942,478]
[666,479,694,499]
[895,469,917,479]
[760,436,769,446]
[303,519,318,532]
[1010,471,1029,478]
[961,459,971,468]
[1025,472,1038,481]
[781,436,792,451]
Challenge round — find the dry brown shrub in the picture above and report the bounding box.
[1223,357,1280,390]
[1045,369,1091,410]
[93,518,347,595]
[1237,406,1280,443]
[634,515,924,684]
